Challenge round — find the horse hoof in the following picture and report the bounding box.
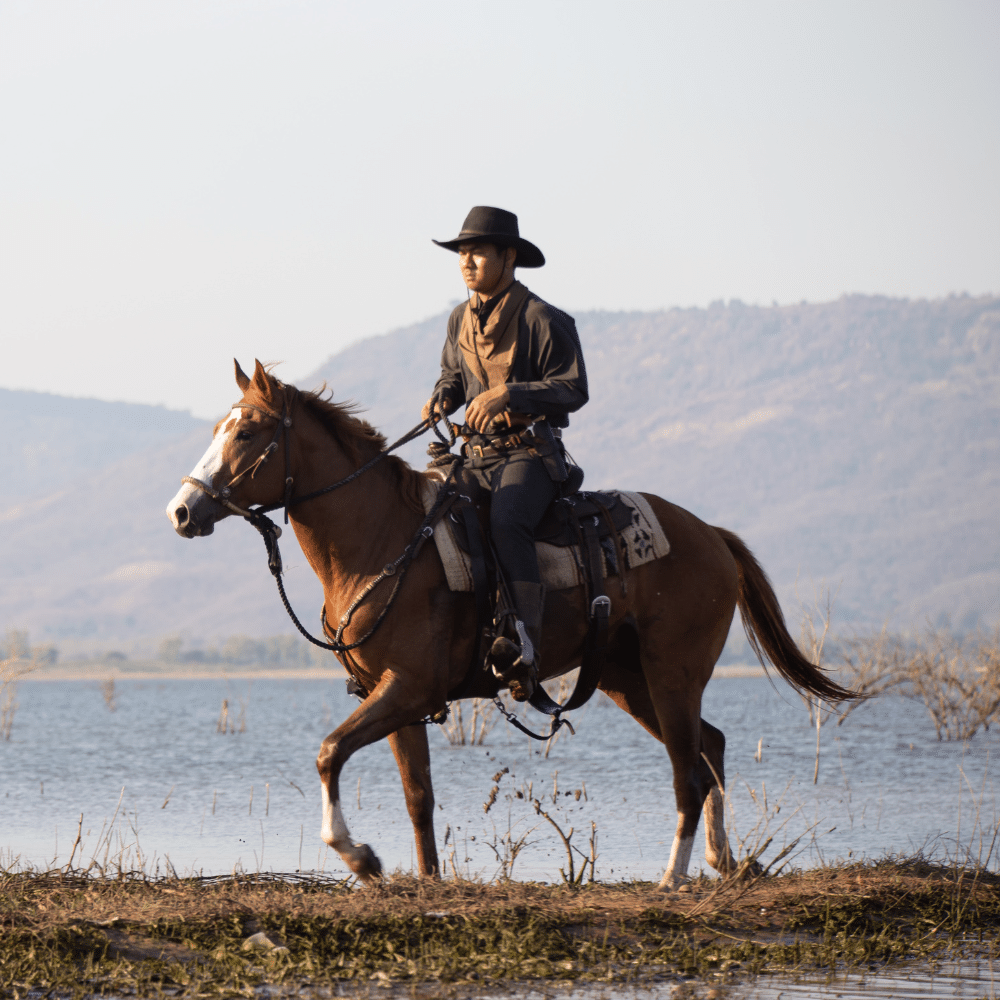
[657,874,689,893]
[736,858,765,881]
[346,843,383,882]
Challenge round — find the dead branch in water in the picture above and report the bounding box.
[1,653,38,741]
[838,624,1000,740]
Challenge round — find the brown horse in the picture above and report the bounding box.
[166,360,852,889]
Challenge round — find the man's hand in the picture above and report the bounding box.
[464,384,510,433]
[421,396,453,423]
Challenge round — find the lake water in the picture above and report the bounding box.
[3,673,998,881]
[520,956,998,997]
[4,674,999,997]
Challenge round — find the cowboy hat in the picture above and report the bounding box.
[433,206,545,268]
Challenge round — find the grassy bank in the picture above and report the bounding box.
[2,858,999,997]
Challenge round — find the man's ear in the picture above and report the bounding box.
[506,246,517,270]
[234,359,251,392]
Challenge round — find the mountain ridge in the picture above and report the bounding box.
[2,293,997,656]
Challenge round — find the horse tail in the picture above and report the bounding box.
[714,526,856,703]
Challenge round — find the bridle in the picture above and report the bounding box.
[179,387,449,658]
[183,396,295,524]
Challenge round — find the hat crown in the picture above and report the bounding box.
[459,206,519,241]
[432,205,545,267]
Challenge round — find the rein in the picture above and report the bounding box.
[181,390,439,656]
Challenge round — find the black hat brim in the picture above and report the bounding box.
[432,234,545,269]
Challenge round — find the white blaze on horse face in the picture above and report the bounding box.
[189,409,243,486]
[165,409,243,530]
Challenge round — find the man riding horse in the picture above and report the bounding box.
[422,206,588,702]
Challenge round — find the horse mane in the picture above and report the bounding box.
[282,381,426,515]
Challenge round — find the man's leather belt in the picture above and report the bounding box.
[463,433,528,461]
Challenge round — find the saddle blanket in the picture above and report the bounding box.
[420,477,671,593]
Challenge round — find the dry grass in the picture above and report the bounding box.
[1,858,998,995]
[2,858,993,932]
[442,698,499,746]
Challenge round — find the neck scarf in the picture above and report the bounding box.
[458,280,531,389]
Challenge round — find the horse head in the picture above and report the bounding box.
[166,359,292,537]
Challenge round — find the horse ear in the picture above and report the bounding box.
[234,359,251,392]
[251,359,278,402]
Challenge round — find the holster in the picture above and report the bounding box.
[528,420,569,483]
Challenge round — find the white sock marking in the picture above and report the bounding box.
[659,826,695,890]
[703,786,736,873]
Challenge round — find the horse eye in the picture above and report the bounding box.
[235,430,254,441]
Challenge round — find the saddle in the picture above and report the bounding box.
[447,476,634,557]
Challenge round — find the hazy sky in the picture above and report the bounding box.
[2,1,997,418]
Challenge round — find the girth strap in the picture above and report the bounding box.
[528,505,612,719]
[444,499,493,701]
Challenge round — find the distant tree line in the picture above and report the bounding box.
[157,634,321,667]
[2,629,327,669]
[1,629,58,665]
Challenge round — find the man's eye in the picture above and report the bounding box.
[236,430,254,441]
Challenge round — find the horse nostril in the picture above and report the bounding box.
[174,505,189,526]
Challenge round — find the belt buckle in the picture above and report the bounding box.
[472,445,484,459]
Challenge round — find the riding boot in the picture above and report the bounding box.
[491,581,544,703]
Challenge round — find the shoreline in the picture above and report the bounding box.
[2,859,997,994]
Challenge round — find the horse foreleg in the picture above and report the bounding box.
[316,674,427,883]
[319,774,382,881]
[388,725,439,878]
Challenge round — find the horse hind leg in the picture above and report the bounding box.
[387,725,439,878]
[599,661,723,889]
[600,648,735,888]
[700,719,737,875]
[653,699,718,891]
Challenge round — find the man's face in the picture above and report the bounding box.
[457,242,509,296]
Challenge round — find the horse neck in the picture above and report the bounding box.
[284,410,421,595]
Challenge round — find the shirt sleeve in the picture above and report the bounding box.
[430,306,468,411]
[505,302,589,419]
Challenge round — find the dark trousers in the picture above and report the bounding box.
[471,449,558,587]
